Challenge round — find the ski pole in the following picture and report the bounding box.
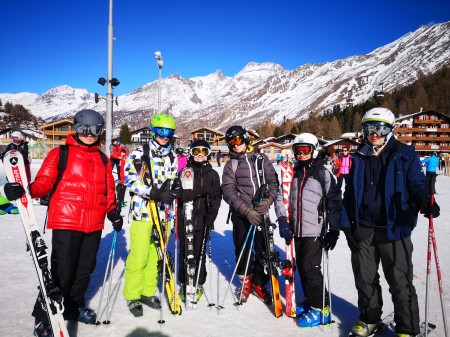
[208,233,215,309]
[95,231,117,325]
[173,197,179,312]
[425,195,449,337]
[158,205,171,324]
[238,225,257,305]
[219,224,255,309]
[192,226,209,306]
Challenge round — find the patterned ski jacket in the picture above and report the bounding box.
[29,133,116,233]
[275,161,341,237]
[341,139,425,240]
[124,140,178,221]
[221,147,278,216]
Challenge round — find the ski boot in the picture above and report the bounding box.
[179,284,186,302]
[34,319,53,337]
[77,307,97,324]
[296,302,311,317]
[141,295,161,310]
[195,285,204,302]
[251,284,272,304]
[235,275,252,304]
[350,320,383,336]
[297,306,331,328]
[127,299,143,317]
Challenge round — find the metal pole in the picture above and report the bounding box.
[105,0,114,156]
[154,52,163,115]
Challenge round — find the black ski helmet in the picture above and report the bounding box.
[190,139,211,159]
[175,147,184,155]
[225,125,250,149]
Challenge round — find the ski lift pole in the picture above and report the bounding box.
[426,195,448,337]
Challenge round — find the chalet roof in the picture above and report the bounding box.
[190,126,225,136]
[396,109,450,122]
[39,119,73,130]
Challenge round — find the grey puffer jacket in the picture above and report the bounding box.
[275,161,341,237]
[221,147,279,215]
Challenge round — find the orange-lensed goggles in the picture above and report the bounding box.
[293,144,313,155]
[190,147,211,157]
[228,136,245,147]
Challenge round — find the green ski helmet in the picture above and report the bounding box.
[150,113,176,139]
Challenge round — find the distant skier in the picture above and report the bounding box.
[110,138,129,182]
[177,139,222,302]
[3,109,121,336]
[421,152,439,197]
[176,147,188,172]
[1,130,31,182]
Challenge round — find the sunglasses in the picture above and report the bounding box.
[362,123,393,137]
[228,136,245,147]
[343,149,348,152]
[12,136,21,141]
[190,147,211,157]
[293,144,313,155]
[152,127,175,139]
[74,123,104,137]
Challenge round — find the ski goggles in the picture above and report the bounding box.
[362,122,393,137]
[151,127,175,139]
[293,144,313,155]
[190,147,211,157]
[228,136,245,147]
[12,136,21,141]
[74,123,104,137]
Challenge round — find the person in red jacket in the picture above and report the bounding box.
[110,138,129,181]
[4,109,122,337]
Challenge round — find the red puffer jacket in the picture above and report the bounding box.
[30,134,117,233]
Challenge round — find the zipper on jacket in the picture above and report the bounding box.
[296,166,306,237]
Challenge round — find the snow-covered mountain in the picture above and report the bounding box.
[1,21,449,138]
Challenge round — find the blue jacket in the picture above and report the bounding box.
[341,138,425,241]
[421,155,439,173]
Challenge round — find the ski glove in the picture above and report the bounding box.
[107,209,123,232]
[321,230,340,251]
[277,216,292,245]
[3,182,25,201]
[150,186,177,205]
[342,228,360,253]
[254,196,274,215]
[420,201,440,218]
[171,178,183,199]
[204,214,216,231]
[239,203,262,225]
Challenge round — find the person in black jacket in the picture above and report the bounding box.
[1,131,31,182]
[177,139,222,302]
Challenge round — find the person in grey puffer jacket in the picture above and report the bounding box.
[274,133,341,328]
[221,125,279,304]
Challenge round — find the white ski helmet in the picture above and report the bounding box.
[11,131,23,141]
[292,133,320,159]
[361,108,396,127]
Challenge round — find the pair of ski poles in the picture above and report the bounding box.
[424,194,448,337]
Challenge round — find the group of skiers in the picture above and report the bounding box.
[1,106,442,337]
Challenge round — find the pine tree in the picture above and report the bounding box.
[119,123,132,145]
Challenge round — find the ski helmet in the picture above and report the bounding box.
[189,139,211,159]
[73,109,105,136]
[361,108,396,142]
[175,147,184,155]
[292,133,320,159]
[225,125,250,150]
[11,131,23,142]
[150,113,176,139]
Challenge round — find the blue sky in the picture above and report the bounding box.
[1,0,449,96]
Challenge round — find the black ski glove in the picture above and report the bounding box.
[254,196,273,215]
[3,182,25,201]
[150,186,177,204]
[171,178,183,199]
[239,203,262,225]
[342,228,360,253]
[107,209,123,232]
[278,216,292,245]
[204,214,216,231]
[321,230,340,251]
[420,201,440,218]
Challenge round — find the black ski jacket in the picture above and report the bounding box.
[178,161,222,231]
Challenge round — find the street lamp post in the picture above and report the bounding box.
[154,51,163,114]
[104,0,115,156]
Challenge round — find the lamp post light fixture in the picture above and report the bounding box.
[154,51,163,115]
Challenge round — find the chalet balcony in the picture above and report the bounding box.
[413,119,441,124]
[396,136,450,142]
[415,145,450,151]
[42,130,73,136]
[395,127,450,133]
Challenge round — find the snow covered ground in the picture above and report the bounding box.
[0,160,449,337]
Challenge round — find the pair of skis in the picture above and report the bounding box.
[3,150,69,337]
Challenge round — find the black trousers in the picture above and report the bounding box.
[32,230,102,322]
[337,173,349,189]
[425,171,437,196]
[294,236,328,308]
[351,227,420,335]
[110,158,121,180]
[178,227,209,286]
[231,214,269,286]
